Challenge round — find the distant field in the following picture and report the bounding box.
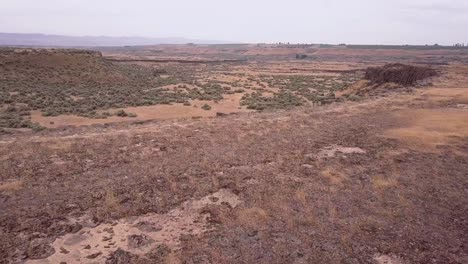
[0,47,364,131]
[1,45,468,132]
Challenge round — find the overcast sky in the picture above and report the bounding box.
[1,0,467,45]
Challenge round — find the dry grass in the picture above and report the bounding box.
[234,207,269,228]
[321,168,345,186]
[45,139,74,150]
[104,191,119,208]
[422,88,468,104]
[0,180,23,192]
[1,47,467,264]
[372,175,398,189]
[96,190,123,219]
[335,79,370,97]
[384,108,468,150]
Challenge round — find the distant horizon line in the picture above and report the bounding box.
[0,32,466,47]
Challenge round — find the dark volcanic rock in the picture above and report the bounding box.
[365,63,437,85]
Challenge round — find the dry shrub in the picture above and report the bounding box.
[95,190,123,219]
[105,191,120,209]
[235,207,269,228]
[294,188,308,206]
[372,175,397,189]
[365,63,437,86]
[321,168,345,186]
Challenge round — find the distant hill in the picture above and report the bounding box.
[0,33,228,47]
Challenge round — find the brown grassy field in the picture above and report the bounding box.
[0,45,467,264]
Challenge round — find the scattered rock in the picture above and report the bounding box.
[26,239,55,260]
[146,244,171,262]
[365,63,437,86]
[209,196,220,202]
[316,145,366,159]
[59,247,69,254]
[63,233,87,246]
[106,249,141,264]
[456,104,468,109]
[86,252,102,259]
[24,189,241,262]
[373,254,405,264]
[134,221,163,232]
[127,234,154,249]
[48,221,82,237]
[103,227,114,234]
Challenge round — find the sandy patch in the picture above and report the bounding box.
[31,94,250,128]
[30,111,127,128]
[316,145,366,159]
[373,254,405,264]
[26,189,241,264]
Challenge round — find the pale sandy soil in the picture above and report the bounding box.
[31,94,250,128]
[26,189,241,264]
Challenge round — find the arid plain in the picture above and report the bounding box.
[1,44,467,263]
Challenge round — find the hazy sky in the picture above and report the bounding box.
[1,0,467,45]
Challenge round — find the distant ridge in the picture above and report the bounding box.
[0,33,229,47]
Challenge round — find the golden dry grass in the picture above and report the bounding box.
[422,88,468,104]
[294,188,308,206]
[335,79,370,97]
[2,47,468,263]
[372,175,398,189]
[234,207,269,228]
[45,139,74,150]
[0,180,23,192]
[321,168,345,186]
[97,190,123,219]
[384,108,468,151]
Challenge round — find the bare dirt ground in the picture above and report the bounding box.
[30,93,249,129]
[0,45,467,263]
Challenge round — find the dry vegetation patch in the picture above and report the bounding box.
[0,179,23,192]
[384,108,468,151]
[0,48,248,130]
[1,46,467,264]
[0,47,373,130]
